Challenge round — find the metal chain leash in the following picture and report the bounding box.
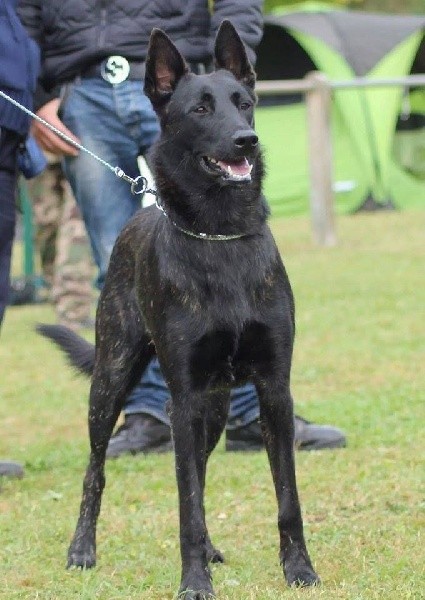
[0,89,157,196]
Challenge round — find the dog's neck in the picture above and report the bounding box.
[151,150,269,238]
[154,197,249,241]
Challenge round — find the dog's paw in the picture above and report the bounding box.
[283,558,320,587]
[66,543,96,570]
[178,571,215,599]
[282,545,320,587]
[286,566,320,587]
[177,589,215,600]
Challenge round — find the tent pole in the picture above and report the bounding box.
[306,72,337,247]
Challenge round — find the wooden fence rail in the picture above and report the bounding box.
[256,73,425,246]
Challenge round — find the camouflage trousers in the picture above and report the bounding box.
[28,162,94,330]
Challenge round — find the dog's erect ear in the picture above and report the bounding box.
[144,28,189,111]
[214,20,256,89]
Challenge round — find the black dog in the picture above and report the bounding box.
[38,21,320,598]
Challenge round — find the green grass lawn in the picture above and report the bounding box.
[1,210,424,599]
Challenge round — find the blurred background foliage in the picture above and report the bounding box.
[263,0,425,14]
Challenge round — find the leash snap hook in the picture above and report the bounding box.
[114,168,148,195]
[131,175,148,195]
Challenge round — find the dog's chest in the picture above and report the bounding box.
[159,237,287,387]
[161,237,275,325]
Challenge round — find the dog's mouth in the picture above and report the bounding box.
[200,156,253,182]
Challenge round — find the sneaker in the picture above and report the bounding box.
[294,415,346,451]
[225,415,346,452]
[106,414,172,459]
[0,461,24,478]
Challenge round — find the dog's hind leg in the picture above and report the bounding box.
[255,377,320,588]
[67,306,154,570]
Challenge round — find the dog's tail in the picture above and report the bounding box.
[36,324,95,377]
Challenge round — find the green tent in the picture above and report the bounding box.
[255,3,425,216]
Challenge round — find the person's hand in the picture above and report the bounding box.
[31,98,80,157]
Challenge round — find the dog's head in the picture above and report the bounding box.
[144,21,259,185]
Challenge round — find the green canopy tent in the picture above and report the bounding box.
[254,3,425,216]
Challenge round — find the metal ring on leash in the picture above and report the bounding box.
[131,175,149,195]
[114,168,156,196]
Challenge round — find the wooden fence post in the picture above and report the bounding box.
[305,72,337,246]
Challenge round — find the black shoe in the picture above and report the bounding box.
[225,416,346,452]
[225,420,264,451]
[0,461,24,478]
[106,414,172,459]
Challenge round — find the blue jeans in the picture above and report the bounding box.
[126,357,259,429]
[61,78,259,429]
[62,78,159,289]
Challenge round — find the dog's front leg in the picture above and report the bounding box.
[66,452,108,569]
[255,377,320,588]
[67,391,120,569]
[68,353,148,567]
[202,390,230,565]
[171,395,215,600]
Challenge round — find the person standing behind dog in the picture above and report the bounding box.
[18,0,346,456]
[28,157,94,331]
[0,0,40,480]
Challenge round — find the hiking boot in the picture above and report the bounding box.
[0,461,24,478]
[225,416,346,452]
[106,414,172,459]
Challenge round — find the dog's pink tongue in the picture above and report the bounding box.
[218,157,251,176]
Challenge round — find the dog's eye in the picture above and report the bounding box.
[193,105,208,114]
[240,102,252,111]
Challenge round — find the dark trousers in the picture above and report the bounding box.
[0,127,19,327]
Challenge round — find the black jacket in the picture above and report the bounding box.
[18,0,263,108]
[0,0,39,134]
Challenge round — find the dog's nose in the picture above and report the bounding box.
[232,130,258,150]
